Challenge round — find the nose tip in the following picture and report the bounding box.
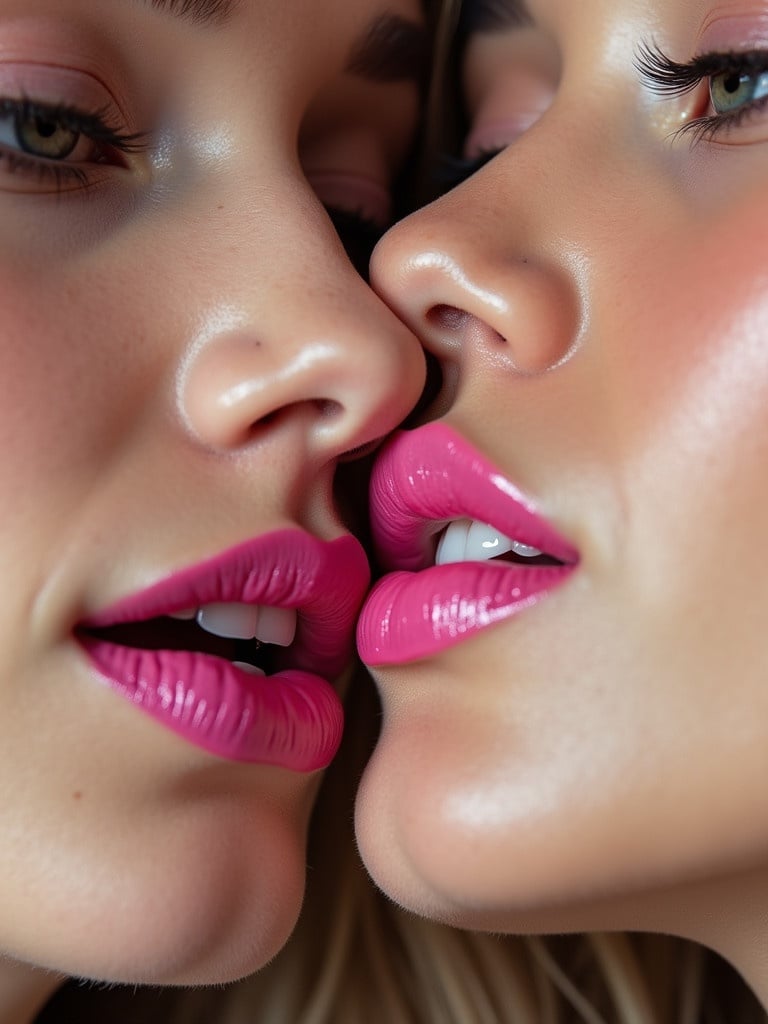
[178,312,426,458]
[370,196,581,379]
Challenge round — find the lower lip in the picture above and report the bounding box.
[80,638,342,772]
[357,560,574,666]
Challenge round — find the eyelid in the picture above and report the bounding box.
[0,62,132,130]
[464,110,545,159]
[697,11,768,51]
[305,170,392,227]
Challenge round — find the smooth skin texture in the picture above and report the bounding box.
[0,0,426,1019]
[357,0,768,1007]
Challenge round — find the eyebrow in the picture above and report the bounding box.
[346,14,432,87]
[140,0,238,27]
[459,0,532,34]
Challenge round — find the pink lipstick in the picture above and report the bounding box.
[357,424,578,665]
[78,530,369,772]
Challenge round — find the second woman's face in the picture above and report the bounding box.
[0,0,426,992]
[356,0,768,940]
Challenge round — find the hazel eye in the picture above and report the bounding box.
[710,67,768,114]
[14,112,79,159]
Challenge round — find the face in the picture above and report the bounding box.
[356,0,768,944]
[0,0,426,992]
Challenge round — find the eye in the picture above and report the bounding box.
[709,67,768,114]
[636,43,768,145]
[0,97,144,192]
[11,110,79,159]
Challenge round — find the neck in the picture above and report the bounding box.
[0,957,64,1024]
[690,867,768,1011]
[643,863,768,1012]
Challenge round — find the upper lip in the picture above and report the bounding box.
[368,423,579,570]
[79,529,371,679]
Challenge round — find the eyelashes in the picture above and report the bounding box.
[635,42,768,96]
[440,37,768,197]
[0,96,146,190]
[635,42,768,143]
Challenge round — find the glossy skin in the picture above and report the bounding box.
[0,0,426,1014]
[357,0,768,1003]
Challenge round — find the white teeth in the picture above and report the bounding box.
[197,603,261,640]
[233,661,267,677]
[436,518,471,566]
[466,520,514,560]
[190,602,298,645]
[435,518,542,566]
[510,540,542,558]
[256,606,297,647]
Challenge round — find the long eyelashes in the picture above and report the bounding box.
[0,98,146,151]
[635,43,729,96]
[635,42,768,143]
[0,97,147,189]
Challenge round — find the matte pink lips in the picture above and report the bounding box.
[78,530,369,772]
[357,424,578,665]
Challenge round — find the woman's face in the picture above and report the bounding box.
[0,0,426,990]
[356,0,768,944]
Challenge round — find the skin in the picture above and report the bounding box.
[0,0,426,1019]
[357,0,768,1006]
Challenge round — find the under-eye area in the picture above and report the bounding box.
[434,517,565,567]
[77,603,298,677]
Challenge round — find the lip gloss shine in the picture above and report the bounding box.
[357,424,578,665]
[79,530,370,772]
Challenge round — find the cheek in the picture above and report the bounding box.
[0,266,133,610]
[356,196,768,929]
[604,197,768,614]
[605,192,768,459]
[0,257,317,984]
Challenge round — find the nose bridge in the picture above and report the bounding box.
[174,188,426,458]
[371,103,604,378]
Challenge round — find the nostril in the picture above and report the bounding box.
[427,304,471,333]
[314,398,343,420]
[427,304,508,350]
[250,399,341,436]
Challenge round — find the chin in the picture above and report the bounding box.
[354,723,649,937]
[8,789,312,989]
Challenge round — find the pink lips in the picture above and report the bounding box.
[357,424,578,665]
[79,530,370,772]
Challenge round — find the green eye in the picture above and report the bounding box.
[710,67,768,114]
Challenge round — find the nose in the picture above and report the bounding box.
[369,156,581,382]
[177,212,426,460]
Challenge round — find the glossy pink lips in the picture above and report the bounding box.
[79,530,370,772]
[357,424,578,665]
